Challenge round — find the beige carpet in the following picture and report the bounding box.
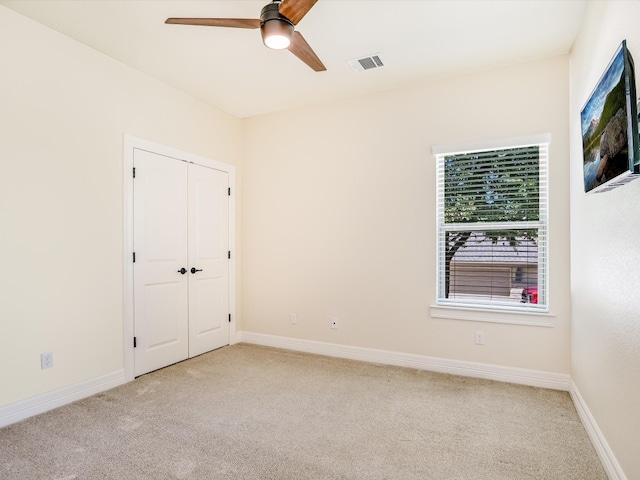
[0,344,606,479]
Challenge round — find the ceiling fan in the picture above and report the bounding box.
[165,0,326,72]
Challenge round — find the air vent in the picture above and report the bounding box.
[347,53,385,73]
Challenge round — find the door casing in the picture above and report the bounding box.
[123,134,237,381]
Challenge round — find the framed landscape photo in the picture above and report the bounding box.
[581,40,640,193]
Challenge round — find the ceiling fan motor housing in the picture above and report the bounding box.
[260,2,293,24]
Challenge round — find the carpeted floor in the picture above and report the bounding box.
[0,344,606,479]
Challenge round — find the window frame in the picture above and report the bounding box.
[433,134,551,321]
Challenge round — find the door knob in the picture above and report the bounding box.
[178,267,187,275]
[191,267,203,274]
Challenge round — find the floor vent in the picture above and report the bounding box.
[347,53,385,73]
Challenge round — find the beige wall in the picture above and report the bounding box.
[0,6,242,407]
[570,2,640,477]
[242,55,571,373]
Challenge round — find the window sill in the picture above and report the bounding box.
[430,304,555,327]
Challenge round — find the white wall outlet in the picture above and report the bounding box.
[290,313,298,325]
[475,331,485,345]
[331,316,339,329]
[41,352,53,369]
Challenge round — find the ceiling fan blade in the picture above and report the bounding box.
[165,18,261,29]
[288,31,326,72]
[279,0,318,25]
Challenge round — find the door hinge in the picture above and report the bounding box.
[133,337,137,348]
[228,187,231,196]
[228,314,231,323]
[133,252,136,263]
[228,251,231,259]
[133,167,136,178]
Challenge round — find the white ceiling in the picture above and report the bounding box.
[1,0,586,118]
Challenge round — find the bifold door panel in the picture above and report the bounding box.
[188,163,230,357]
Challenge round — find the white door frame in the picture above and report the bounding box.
[123,134,237,382]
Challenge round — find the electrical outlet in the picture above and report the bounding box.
[475,331,485,345]
[41,352,53,369]
[331,316,339,329]
[290,313,298,325]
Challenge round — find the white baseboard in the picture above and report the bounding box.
[570,381,627,480]
[0,370,127,428]
[237,331,571,391]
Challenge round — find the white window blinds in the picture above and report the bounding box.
[435,141,549,311]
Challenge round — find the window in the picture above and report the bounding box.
[435,136,548,312]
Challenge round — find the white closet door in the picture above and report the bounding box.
[188,163,230,357]
[133,149,189,376]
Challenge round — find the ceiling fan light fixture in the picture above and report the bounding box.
[261,19,294,49]
[259,2,294,50]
